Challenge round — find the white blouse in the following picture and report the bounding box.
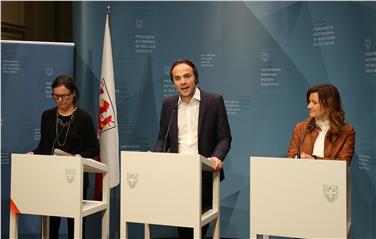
[312,119,330,158]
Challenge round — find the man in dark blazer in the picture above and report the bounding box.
[154,58,232,238]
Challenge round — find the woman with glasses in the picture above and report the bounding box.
[31,74,99,238]
[287,83,355,165]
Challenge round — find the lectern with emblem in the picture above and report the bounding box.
[120,151,220,239]
[250,157,351,239]
[9,153,110,238]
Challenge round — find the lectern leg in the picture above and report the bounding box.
[102,209,109,238]
[212,171,220,239]
[41,216,50,239]
[74,217,82,238]
[193,225,201,239]
[120,221,128,239]
[212,216,220,239]
[9,212,18,239]
[144,223,151,239]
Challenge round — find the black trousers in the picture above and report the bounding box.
[177,174,213,239]
[49,217,86,239]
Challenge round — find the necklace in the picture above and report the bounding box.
[57,117,71,127]
[55,108,76,147]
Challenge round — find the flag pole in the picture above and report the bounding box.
[108,5,117,238]
[95,4,120,237]
[106,6,120,238]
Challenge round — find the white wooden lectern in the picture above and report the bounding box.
[9,153,110,239]
[250,156,351,239]
[120,151,220,239]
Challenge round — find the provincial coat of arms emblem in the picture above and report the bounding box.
[127,173,138,189]
[365,38,372,50]
[136,19,143,29]
[323,185,338,203]
[65,168,76,184]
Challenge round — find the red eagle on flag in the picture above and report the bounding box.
[98,79,116,134]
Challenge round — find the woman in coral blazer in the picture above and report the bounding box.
[287,83,355,165]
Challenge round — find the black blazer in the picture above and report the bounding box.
[154,90,232,180]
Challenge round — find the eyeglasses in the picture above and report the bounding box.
[52,92,72,101]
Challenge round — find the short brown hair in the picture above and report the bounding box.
[170,59,199,83]
[52,74,80,104]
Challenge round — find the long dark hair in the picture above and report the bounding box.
[52,74,80,104]
[307,83,345,141]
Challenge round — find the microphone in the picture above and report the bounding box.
[297,123,314,159]
[163,105,178,152]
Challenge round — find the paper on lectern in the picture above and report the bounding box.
[53,149,73,156]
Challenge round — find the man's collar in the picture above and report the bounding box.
[178,87,201,105]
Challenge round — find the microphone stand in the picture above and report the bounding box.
[163,106,177,152]
[297,124,314,159]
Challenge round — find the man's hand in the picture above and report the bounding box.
[209,157,223,171]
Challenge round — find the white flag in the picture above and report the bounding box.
[97,13,119,188]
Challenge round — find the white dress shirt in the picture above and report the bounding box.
[177,87,200,154]
[312,119,330,158]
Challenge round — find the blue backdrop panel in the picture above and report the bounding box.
[1,41,74,238]
[73,2,375,239]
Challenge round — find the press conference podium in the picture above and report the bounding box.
[120,151,220,239]
[250,156,351,239]
[9,153,110,239]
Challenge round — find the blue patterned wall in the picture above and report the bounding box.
[73,2,375,238]
[1,1,375,239]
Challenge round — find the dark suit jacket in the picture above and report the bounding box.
[154,89,232,180]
